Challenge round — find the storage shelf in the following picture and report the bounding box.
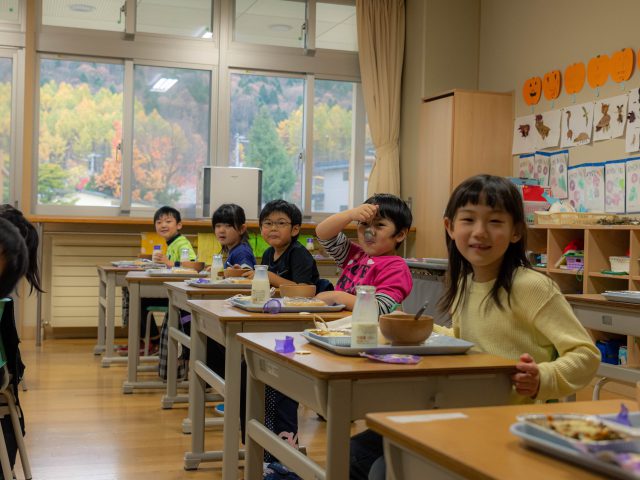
[547,268,582,275]
[533,267,547,273]
[588,272,629,280]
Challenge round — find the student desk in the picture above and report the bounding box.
[239,332,517,480]
[183,300,350,479]
[96,265,143,365]
[123,271,203,393]
[161,282,248,423]
[565,294,640,399]
[366,399,631,480]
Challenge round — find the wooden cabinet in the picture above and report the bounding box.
[415,90,513,258]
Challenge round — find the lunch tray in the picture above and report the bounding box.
[186,279,251,289]
[603,291,640,305]
[229,298,345,313]
[300,332,474,356]
[146,269,208,278]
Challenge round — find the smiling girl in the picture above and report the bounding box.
[211,203,256,269]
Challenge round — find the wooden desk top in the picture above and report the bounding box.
[124,271,206,284]
[164,281,249,297]
[237,332,517,380]
[366,399,632,480]
[97,265,145,273]
[565,293,640,312]
[366,400,637,480]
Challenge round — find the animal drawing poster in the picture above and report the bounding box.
[512,114,536,154]
[568,164,586,211]
[605,160,626,213]
[549,150,569,199]
[533,152,551,186]
[593,94,628,142]
[626,89,640,153]
[583,163,605,212]
[518,153,535,178]
[560,102,595,148]
[625,157,640,212]
[533,110,561,149]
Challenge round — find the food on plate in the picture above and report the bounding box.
[171,268,198,275]
[306,329,350,337]
[228,278,252,285]
[530,415,629,442]
[283,297,327,307]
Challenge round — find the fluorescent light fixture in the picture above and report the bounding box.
[150,78,178,93]
[269,24,292,32]
[69,3,96,13]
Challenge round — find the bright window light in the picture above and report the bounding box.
[150,78,178,93]
[201,31,213,39]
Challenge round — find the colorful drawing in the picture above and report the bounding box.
[518,153,535,178]
[583,163,605,212]
[512,114,536,154]
[626,89,640,153]
[568,165,586,211]
[605,160,626,213]
[625,157,640,212]
[518,125,530,137]
[561,102,594,148]
[533,152,551,186]
[533,109,561,149]
[549,151,569,199]
[594,94,627,142]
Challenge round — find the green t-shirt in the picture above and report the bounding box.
[166,234,196,264]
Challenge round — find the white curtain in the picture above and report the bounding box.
[356,0,405,196]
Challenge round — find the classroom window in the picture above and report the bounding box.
[229,71,304,207]
[0,56,11,204]
[42,0,125,32]
[233,0,306,49]
[132,65,211,214]
[137,0,213,38]
[37,58,124,207]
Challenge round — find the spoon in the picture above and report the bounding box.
[414,300,429,320]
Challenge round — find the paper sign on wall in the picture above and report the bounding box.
[549,150,569,199]
[626,90,640,153]
[512,115,537,154]
[533,152,551,186]
[533,110,561,149]
[593,94,628,142]
[583,163,605,212]
[518,153,535,178]
[568,164,586,211]
[605,160,626,213]
[625,157,640,212]
[561,102,595,148]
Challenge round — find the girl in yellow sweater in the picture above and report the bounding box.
[438,174,599,401]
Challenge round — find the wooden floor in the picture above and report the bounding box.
[9,339,633,479]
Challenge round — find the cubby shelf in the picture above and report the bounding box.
[588,272,629,280]
[547,268,583,275]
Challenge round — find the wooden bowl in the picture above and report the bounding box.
[223,267,253,278]
[180,261,205,272]
[378,313,433,346]
[279,283,317,298]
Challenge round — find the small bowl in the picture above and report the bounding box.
[224,267,253,278]
[379,313,434,346]
[279,283,317,298]
[180,261,205,272]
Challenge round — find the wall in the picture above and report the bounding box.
[479,0,640,168]
[400,0,480,230]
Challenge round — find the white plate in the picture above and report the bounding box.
[229,298,345,313]
[185,279,251,289]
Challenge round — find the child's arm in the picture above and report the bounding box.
[315,204,378,240]
[512,353,540,398]
[241,270,292,287]
[315,291,356,310]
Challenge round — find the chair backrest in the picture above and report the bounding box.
[196,233,222,264]
[140,232,166,256]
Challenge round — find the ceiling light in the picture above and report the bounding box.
[269,24,292,32]
[150,78,178,93]
[69,3,96,13]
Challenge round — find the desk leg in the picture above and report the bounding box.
[326,379,352,479]
[184,311,207,470]
[123,282,141,393]
[222,324,242,480]
[245,360,265,480]
[103,272,116,358]
[95,270,107,355]
[163,293,179,408]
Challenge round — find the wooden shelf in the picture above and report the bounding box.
[547,268,582,275]
[588,272,629,280]
[533,267,547,273]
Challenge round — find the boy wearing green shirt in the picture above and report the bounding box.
[151,206,196,266]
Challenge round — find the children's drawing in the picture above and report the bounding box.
[605,160,626,213]
[512,114,536,154]
[561,102,594,148]
[518,153,535,178]
[583,163,605,212]
[549,150,569,199]
[625,157,640,212]
[533,152,551,186]
[626,89,640,153]
[533,110,561,149]
[568,164,586,211]
[594,94,627,142]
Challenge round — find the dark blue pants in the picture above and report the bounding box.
[350,429,383,480]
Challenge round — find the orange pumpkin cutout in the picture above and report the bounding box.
[542,70,561,100]
[610,48,634,83]
[587,54,610,88]
[565,62,585,95]
[522,76,542,105]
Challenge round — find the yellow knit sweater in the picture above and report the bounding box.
[434,268,600,403]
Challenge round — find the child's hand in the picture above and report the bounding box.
[153,253,171,267]
[243,269,255,279]
[511,353,540,398]
[349,204,379,223]
[315,291,340,305]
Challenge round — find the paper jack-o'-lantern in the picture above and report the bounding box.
[587,54,610,88]
[565,62,586,95]
[542,70,561,100]
[610,48,634,83]
[522,76,542,105]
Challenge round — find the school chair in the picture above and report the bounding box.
[143,305,167,357]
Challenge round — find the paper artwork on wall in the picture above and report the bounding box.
[626,89,640,153]
[583,163,605,212]
[512,114,536,154]
[593,94,628,142]
[625,157,640,212]
[568,164,586,211]
[605,160,626,213]
[517,153,535,178]
[549,150,569,199]
[533,110,561,149]
[560,102,595,148]
[533,152,551,186]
